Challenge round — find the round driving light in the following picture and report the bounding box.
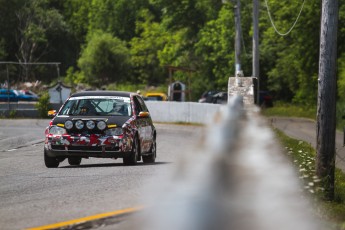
[75,120,84,129]
[65,120,73,130]
[97,121,106,130]
[86,120,95,129]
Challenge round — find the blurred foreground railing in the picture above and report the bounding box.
[131,95,323,230]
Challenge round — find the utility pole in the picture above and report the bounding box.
[222,0,243,86]
[316,0,339,200]
[234,0,241,76]
[253,0,259,104]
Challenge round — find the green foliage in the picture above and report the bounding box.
[336,100,345,130]
[88,0,152,41]
[260,0,320,104]
[263,101,345,131]
[261,102,316,120]
[78,31,130,87]
[338,54,345,100]
[0,38,6,58]
[35,92,52,118]
[9,110,17,119]
[64,67,86,87]
[195,6,235,89]
[107,82,146,93]
[62,0,91,44]
[129,10,167,85]
[1,0,345,104]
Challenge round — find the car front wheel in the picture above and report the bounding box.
[123,137,139,165]
[143,139,156,164]
[44,149,59,168]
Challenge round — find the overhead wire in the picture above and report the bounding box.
[264,0,306,36]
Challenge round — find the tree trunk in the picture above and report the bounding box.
[316,0,339,200]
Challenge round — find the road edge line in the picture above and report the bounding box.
[26,206,143,230]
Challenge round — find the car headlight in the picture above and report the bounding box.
[65,120,73,130]
[75,120,84,129]
[105,128,123,136]
[97,121,106,130]
[49,126,67,135]
[86,120,95,129]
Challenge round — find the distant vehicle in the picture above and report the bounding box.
[258,91,273,107]
[44,91,157,168]
[211,92,228,104]
[198,90,220,103]
[0,89,19,102]
[144,92,168,101]
[19,90,39,101]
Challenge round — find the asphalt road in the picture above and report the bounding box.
[270,117,345,173]
[0,119,203,230]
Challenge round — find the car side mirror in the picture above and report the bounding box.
[47,110,57,117]
[138,111,150,118]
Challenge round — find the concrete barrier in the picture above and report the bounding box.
[145,101,222,124]
[0,101,221,122]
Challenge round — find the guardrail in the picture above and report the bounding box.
[135,95,322,230]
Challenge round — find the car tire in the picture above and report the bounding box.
[143,138,156,164]
[123,137,139,166]
[68,157,82,166]
[44,149,59,168]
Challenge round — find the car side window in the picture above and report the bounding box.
[133,96,143,115]
[137,96,148,112]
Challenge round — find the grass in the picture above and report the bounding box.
[264,102,345,228]
[262,101,345,130]
[274,123,345,229]
[261,101,316,120]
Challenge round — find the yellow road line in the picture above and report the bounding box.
[26,206,143,230]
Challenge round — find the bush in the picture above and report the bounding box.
[9,110,17,118]
[35,92,52,118]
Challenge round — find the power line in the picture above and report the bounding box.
[264,0,306,36]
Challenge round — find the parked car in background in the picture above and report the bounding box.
[198,90,220,103]
[258,91,273,107]
[19,90,39,101]
[211,91,228,104]
[44,91,157,168]
[0,89,19,102]
[144,92,168,101]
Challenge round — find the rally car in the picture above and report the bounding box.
[44,91,156,168]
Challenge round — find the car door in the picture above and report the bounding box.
[133,96,152,153]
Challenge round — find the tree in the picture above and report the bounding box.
[77,31,130,87]
[0,0,24,60]
[88,0,152,41]
[130,10,167,85]
[15,0,66,81]
[194,6,236,89]
[260,0,321,103]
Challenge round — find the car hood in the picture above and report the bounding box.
[52,115,131,127]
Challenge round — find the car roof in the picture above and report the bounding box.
[70,91,134,98]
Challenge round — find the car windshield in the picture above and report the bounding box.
[58,96,132,116]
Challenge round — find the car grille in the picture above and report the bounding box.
[66,129,104,135]
[51,145,119,152]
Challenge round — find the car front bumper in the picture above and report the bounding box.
[44,133,133,158]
